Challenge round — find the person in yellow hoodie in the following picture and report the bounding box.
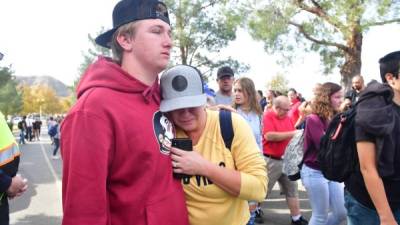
[0,112,28,225]
[159,65,268,225]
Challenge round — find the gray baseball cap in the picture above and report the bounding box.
[160,65,207,112]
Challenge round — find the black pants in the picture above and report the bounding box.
[26,127,33,141]
[53,138,60,156]
[0,196,9,225]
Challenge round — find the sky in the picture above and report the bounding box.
[1,1,400,99]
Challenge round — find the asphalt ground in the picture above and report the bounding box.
[9,130,62,225]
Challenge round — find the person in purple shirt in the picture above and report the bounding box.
[300,82,347,225]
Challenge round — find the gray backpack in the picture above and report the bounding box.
[282,130,305,181]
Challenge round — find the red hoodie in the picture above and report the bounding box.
[61,57,189,225]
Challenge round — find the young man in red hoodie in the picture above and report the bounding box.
[60,1,189,225]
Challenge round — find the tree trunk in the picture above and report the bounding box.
[340,29,363,92]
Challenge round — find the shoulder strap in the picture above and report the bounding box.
[219,109,234,151]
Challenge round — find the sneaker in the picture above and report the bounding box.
[254,208,264,224]
[52,155,60,160]
[291,216,308,225]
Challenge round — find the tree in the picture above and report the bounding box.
[266,73,289,94]
[166,0,249,79]
[21,84,63,115]
[34,85,63,114]
[72,28,112,101]
[20,85,35,114]
[244,0,400,90]
[59,97,72,113]
[0,66,23,116]
[77,27,112,77]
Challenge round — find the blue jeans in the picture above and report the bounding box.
[300,165,346,225]
[246,210,256,225]
[19,130,25,144]
[345,191,400,225]
[246,201,257,225]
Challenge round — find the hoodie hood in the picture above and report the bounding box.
[77,56,160,104]
[356,80,394,136]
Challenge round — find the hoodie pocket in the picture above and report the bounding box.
[145,190,189,225]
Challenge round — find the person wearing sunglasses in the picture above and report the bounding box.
[60,1,189,225]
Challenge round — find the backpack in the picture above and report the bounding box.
[318,107,358,182]
[219,109,234,151]
[282,129,305,181]
[48,124,58,137]
[319,81,395,182]
[18,121,23,130]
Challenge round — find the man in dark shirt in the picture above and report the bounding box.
[345,51,400,225]
[257,90,267,111]
[342,75,365,110]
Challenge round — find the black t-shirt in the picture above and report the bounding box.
[33,120,42,129]
[345,103,400,210]
[345,89,361,105]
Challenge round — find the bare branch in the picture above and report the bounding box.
[310,0,322,9]
[289,21,350,52]
[363,18,400,27]
[188,32,213,65]
[293,0,346,34]
[199,0,218,11]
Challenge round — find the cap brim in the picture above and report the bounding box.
[218,74,233,79]
[95,28,117,49]
[160,94,207,112]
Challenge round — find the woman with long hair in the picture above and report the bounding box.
[233,77,263,150]
[265,90,279,112]
[295,83,322,129]
[233,77,264,225]
[300,82,347,225]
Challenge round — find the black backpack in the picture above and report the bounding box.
[18,121,23,129]
[318,81,393,182]
[219,109,234,151]
[318,107,358,182]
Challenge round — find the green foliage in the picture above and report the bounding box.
[242,0,400,85]
[0,66,22,116]
[266,73,288,94]
[73,27,112,100]
[20,85,66,115]
[78,27,112,76]
[166,0,249,79]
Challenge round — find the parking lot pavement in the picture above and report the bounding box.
[9,132,62,225]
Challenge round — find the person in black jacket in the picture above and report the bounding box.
[345,51,400,225]
[342,75,365,110]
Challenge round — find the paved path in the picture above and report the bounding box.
[9,130,316,225]
[9,131,62,225]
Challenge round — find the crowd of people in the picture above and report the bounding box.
[1,0,400,225]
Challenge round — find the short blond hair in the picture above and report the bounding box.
[111,21,139,64]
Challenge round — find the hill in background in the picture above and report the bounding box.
[16,76,72,97]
